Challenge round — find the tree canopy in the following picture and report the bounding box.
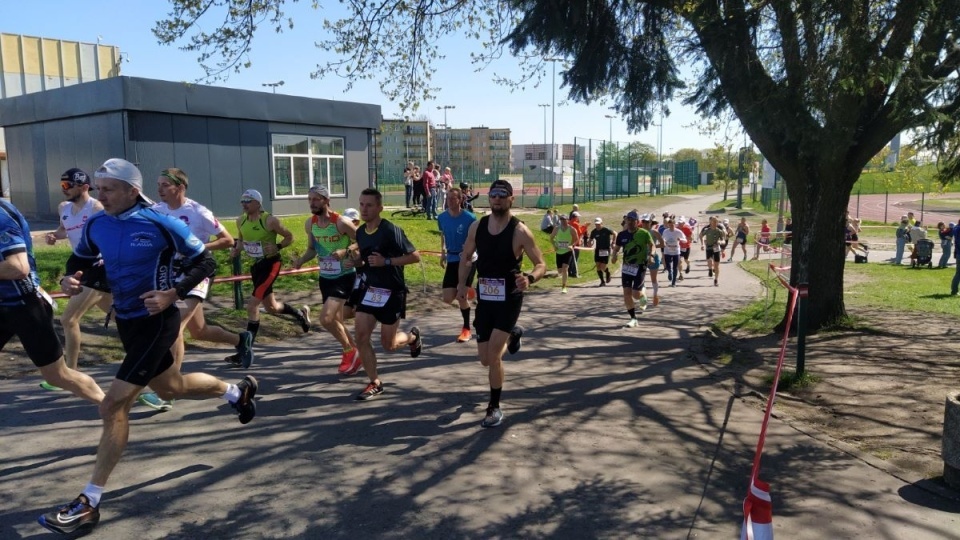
[156,0,960,331]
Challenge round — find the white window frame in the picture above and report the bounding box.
[270,134,347,199]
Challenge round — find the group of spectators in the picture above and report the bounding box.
[403,160,477,218]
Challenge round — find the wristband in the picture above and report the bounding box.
[385,258,392,266]
[524,272,537,285]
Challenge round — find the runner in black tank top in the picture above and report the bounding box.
[457,179,546,429]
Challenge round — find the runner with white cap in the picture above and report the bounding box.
[588,216,615,286]
[231,187,311,355]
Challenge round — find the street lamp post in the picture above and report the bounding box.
[546,57,562,208]
[538,104,550,197]
[262,80,284,94]
[437,105,455,167]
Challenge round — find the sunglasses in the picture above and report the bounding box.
[240,199,255,204]
[60,181,79,190]
[488,189,510,198]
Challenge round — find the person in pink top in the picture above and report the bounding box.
[422,161,437,220]
[751,219,772,260]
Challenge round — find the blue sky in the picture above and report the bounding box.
[2,0,721,154]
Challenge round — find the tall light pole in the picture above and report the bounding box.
[437,105,455,167]
[604,114,615,197]
[546,57,562,207]
[538,104,550,195]
[262,80,284,93]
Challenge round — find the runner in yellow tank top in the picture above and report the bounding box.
[549,215,579,293]
[230,189,310,350]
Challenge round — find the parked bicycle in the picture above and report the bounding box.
[392,205,427,218]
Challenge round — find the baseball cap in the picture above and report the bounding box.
[241,189,263,204]
[308,185,330,198]
[61,168,92,186]
[625,210,640,221]
[571,211,581,217]
[640,213,651,221]
[678,215,686,223]
[594,217,603,224]
[95,158,152,204]
[488,179,513,196]
[558,214,568,220]
[723,218,730,224]
[343,208,360,221]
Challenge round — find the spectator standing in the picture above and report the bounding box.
[894,215,909,265]
[422,161,437,220]
[938,221,954,269]
[403,161,415,208]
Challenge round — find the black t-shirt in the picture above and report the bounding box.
[356,219,416,291]
[589,227,615,251]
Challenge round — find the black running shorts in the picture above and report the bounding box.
[620,266,647,291]
[706,247,721,262]
[250,257,282,300]
[442,261,475,289]
[114,306,180,387]
[355,285,406,326]
[555,251,573,268]
[474,294,523,343]
[0,294,63,368]
[318,272,356,303]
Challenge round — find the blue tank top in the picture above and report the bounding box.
[0,200,41,306]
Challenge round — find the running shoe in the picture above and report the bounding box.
[39,381,62,391]
[238,331,255,369]
[409,326,423,358]
[653,295,660,306]
[138,392,173,411]
[338,348,361,375]
[457,327,472,343]
[684,266,690,275]
[356,381,384,401]
[507,325,524,354]
[481,406,503,428]
[38,494,100,535]
[232,375,258,424]
[678,273,684,281]
[467,287,477,300]
[708,268,713,277]
[561,287,568,294]
[626,318,639,328]
[298,305,311,333]
[598,281,605,287]
[714,278,719,286]
[605,269,612,283]
[638,295,648,310]
[224,352,242,367]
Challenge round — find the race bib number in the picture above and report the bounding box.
[478,278,506,301]
[622,263,639,276]
[319,257,342,276]
[556,241,570,250]
[188,277,211,298]
[598,249,610,257]
[361,287,392,308]
[243,241,264,258]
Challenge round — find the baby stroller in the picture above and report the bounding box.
[912,239,934,268]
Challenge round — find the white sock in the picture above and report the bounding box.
[652,282,659,298]
[222,384,241,404]
[82,483,104,507]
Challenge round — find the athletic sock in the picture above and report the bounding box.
[490,387,502,409]
[460,308,470,329]
[222,384,241,403]
[628,308,636,319]
[247,320,261,342]
[281,303,299,317]
[652,282,659,298]
[597,270,604,282]
[82,483,104,507]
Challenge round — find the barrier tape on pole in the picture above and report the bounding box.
[741,276,800,540]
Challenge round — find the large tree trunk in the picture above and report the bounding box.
[777,167,860,333]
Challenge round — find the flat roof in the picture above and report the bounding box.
[0,76,381,129]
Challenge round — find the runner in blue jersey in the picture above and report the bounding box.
[39,159,258,537]
[0,199,105,404]
[437,187,477,342]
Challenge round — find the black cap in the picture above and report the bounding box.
[489,179,513,195]
[61,168,91,186]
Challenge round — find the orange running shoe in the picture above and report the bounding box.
[457,327,472,343]
[467,287,477,300]
[339,348,362,375]
[653,295,660,306]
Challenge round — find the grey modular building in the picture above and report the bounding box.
[0,76,381,219]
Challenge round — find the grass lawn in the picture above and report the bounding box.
[716,258,960,334]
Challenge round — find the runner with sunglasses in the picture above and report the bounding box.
[41,168,113,391]
[230,189,310,357]
[457,180,546,428]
